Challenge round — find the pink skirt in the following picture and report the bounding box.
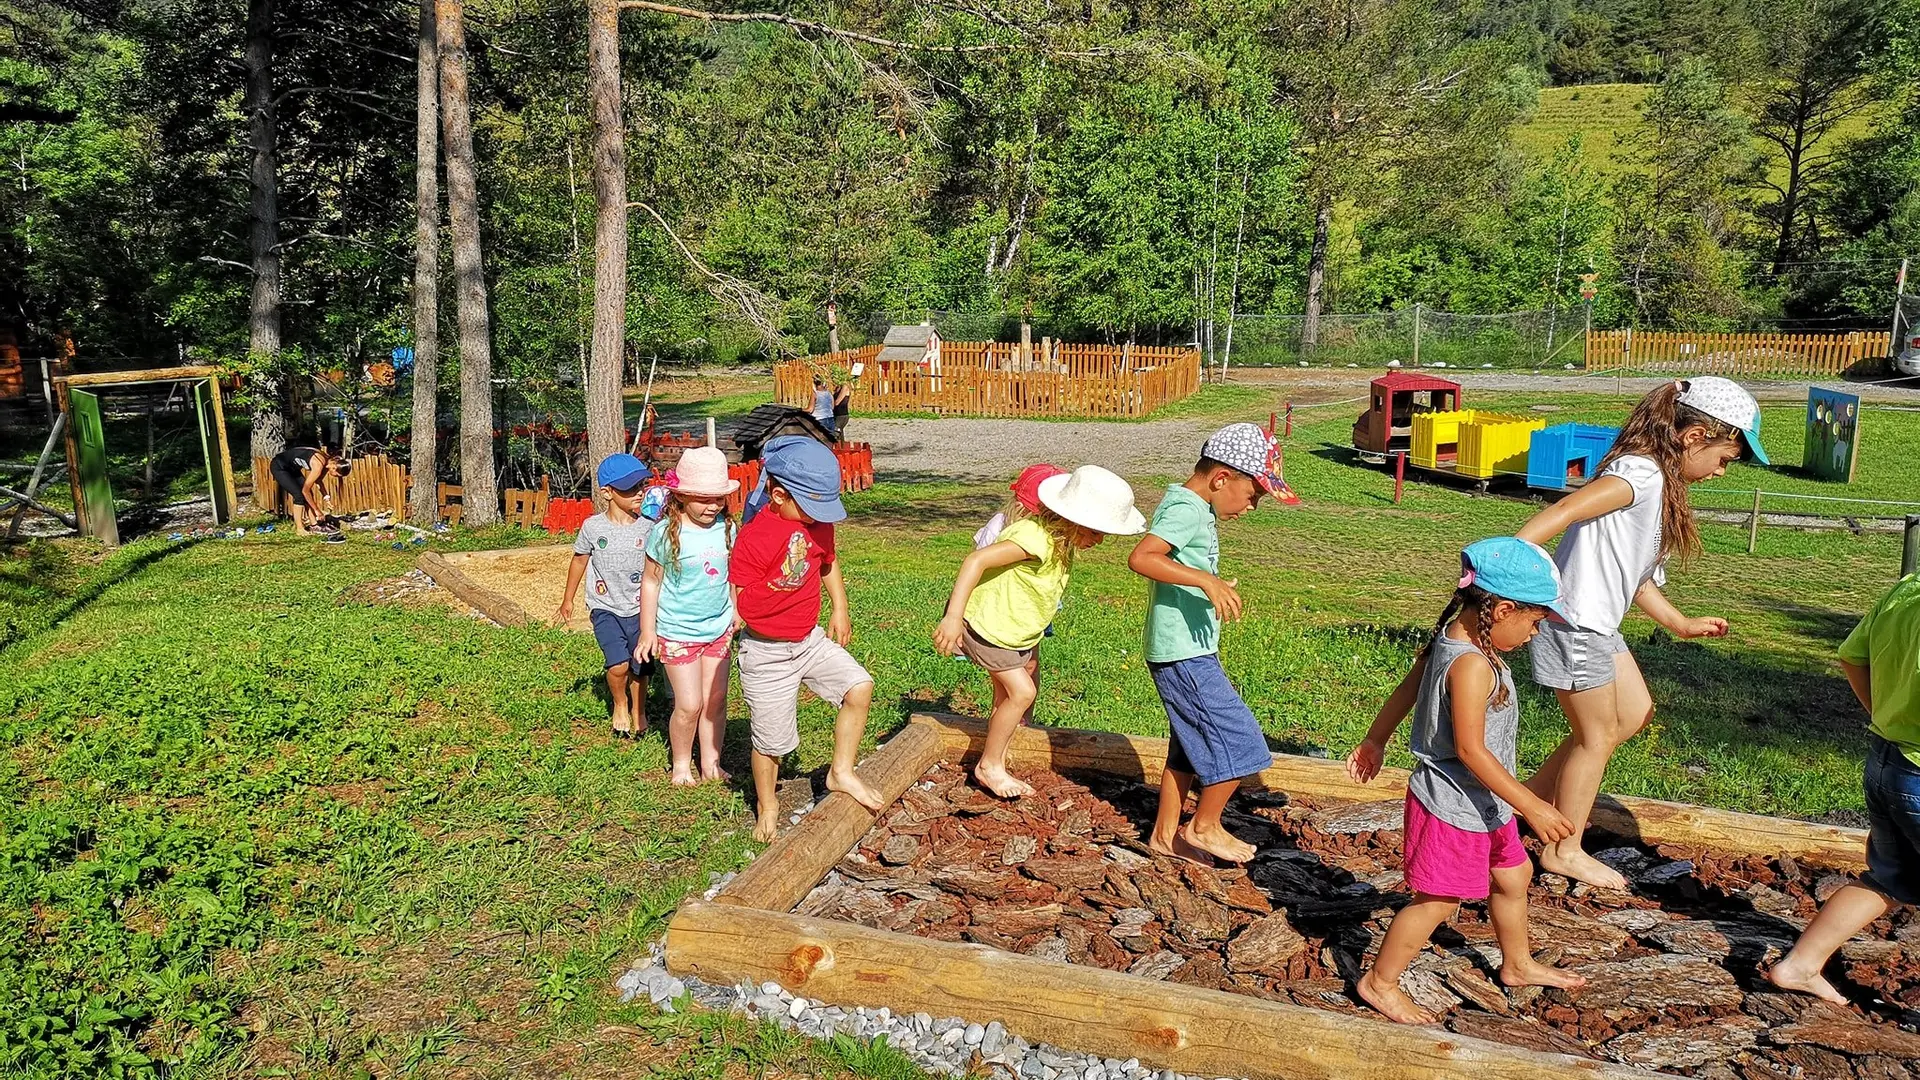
[1402,791,1527,900]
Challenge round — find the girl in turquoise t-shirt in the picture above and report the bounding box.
[638,448,741,786]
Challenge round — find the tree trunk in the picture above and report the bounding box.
[437,0,498,524]
[585,0,626,504]
[1301,193,1333,350]
[407,0,441,524]
[1771,100,1811,274]
[244,0,287,462]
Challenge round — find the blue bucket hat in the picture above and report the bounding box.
[596,452,651,492]
[1461,537,1570,623]
[757,435,846,524]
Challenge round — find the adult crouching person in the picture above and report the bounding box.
[270,443,349,536]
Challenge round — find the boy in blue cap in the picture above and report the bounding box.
[730,435,882,841]
[556,452,659,739]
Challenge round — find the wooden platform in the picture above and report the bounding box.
[415,544,585,631]
[665,714,1872,1080]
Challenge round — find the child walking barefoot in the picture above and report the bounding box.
[1516,377,1769,890]
[731,436,883,841]
[638,447,740,786]
[974,464,1067,725]
[935,465,1145,798]
[555,453,659,738]
[1768,573,1920,1005]
[1347,538,1588,1023]
[1130,424,1284,865]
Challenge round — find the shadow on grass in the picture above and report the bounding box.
[0,537,205,653]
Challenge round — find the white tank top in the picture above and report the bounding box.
[1554,454,1667,634]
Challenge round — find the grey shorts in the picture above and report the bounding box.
[960,622,1036,672]
[1529,621,1629,691]
[737,627,872,757]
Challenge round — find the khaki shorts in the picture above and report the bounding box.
[737,627,872,757]
[960,622,1036,672]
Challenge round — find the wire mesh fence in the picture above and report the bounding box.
[1221,307,1586,372]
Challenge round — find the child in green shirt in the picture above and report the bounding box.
[1769,574,1920,1004]
[1127,423,1286,864]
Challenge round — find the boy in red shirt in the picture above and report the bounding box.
[731,436,883,841]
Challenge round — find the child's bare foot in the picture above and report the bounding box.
[1537,847,1629,892]
[1181,821,1256,864]
[752,808,780,843]
[610,707,634,738]
[973,763,1035,800]
[670,765,698,786]
[827,767,885,811]
[701,764,732,783]
[1148,829,1216,866]
[1767,959,1851,1005]
[1356,970,1437,1025]
[1500,959,1587,991]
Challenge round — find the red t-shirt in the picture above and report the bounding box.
[729,510,835,641]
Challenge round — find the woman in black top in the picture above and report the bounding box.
[832,378,851,442]
[270,444,348,535]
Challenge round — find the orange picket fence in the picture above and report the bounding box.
[776,341,1202,419]
[1584,330,1892,377]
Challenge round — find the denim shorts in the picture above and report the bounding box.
[1863,735,1920,905]
[1149,654,1273,786]
[588,608,656,677]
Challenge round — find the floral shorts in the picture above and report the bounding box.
[657,635,733,666]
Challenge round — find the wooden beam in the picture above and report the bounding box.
[716,718,947,913]
[665,900,1657,1080]
[53,365,220,388]
[415,550,531,627]
[206,374,237,522]
[914,713,1869,870]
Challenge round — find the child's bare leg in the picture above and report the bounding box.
[1356,895,1456,1024]
[1490,862,1586,989]
[975,665,1037,798]
[1021,648,1040,725]
[750,749,782,842]
[662,660,703,785]
[1768,883,1892,1005]
[1148,767,1212,864]
[825,681,883,810]
[630,664,650,734]
[1181,778,1256,863]
[606,662,633,734]
[696,652,730,782]
[1532,659,1652,890]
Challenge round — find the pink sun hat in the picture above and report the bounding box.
[669,446,740,498]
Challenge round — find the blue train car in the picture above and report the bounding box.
[1526,423,1620,492]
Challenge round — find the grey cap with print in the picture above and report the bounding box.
[1201,422,1285,494]
[1676,376,1770,465]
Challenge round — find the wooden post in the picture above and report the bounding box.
[1393,451,1406,504]
[1903,515,1919,578]
[6,413,66,539]
[1747,488,1763,554]
[706,416,717,448]
[416,551,531,626]
[144,406,155,500]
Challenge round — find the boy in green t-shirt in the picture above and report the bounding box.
[1769,574,1920,1004]
[1127,423,1288,865]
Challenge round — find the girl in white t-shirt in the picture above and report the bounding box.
[1516,377,1770,890]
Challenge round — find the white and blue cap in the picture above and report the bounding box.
[1677,376,1770,465]
[1460,537,1570,623]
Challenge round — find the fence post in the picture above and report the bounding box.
[1747,489,1762,554]
[1904,515,1919,578]
[1284,401,1293,438]
[1393,451,1406,505]
[1411,303,1422,367]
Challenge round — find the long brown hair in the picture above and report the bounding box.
[1596,380,1740,565]
[661,493,735,578]
[1431,585,1546,710]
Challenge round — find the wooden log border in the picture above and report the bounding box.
[414,550,532,628]
[666,900,1657,1080]
[914,713,1868,870]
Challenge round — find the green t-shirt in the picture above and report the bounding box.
[1144,485,1221,664]
[964,518,1069,651]
[1840,575,1920,765]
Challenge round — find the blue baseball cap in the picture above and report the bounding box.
[1461,537,1570,623]
[596,452,651,492]
[762,435,846,523]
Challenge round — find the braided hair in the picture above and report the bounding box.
[1431,584,1544,709]
[661,492,736,578]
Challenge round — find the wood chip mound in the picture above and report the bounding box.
[795,760,1920,1077]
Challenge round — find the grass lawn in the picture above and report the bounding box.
[3,386,1908,1078]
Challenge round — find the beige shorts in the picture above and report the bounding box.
[960,622,1036,672]
[737,627,872,757]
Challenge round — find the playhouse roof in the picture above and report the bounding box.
[881,324,938,348]
[1371,371,1461,394]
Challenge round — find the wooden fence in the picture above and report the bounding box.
[1584,329,1892,377]
[778,341,1203,419]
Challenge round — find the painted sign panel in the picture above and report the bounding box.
[1804,387,1861,483]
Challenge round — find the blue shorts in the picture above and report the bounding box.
[588,608,656,676]
[1149,654,1272,787]
[1863,735,1920,905]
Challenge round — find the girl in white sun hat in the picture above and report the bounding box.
[935,464,1146,798]
[638,446,743,786]
[1515,375,1769,890]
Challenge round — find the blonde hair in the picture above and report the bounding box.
[1599,380,1742,565]
[1030,507,1079,574]
[660,492,735,578]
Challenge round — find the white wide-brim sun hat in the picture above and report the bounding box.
[1036,465,1146,536]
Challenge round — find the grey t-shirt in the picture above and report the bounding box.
[1408,632,1520,831]
[573,513,656,617]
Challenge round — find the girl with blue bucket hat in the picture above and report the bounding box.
[1345,537,1589,1024]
